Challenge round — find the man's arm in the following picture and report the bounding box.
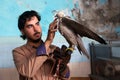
[52,45,73,79]
[45,19,57,54]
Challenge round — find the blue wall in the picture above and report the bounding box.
[0,0,73,36]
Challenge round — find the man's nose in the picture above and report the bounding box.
[33,26,38,32]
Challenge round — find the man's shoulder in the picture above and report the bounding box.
[12,44,26,53]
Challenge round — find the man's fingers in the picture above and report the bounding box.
[49,28,58,32]
[49,19,58,32]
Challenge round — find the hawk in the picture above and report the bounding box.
[55,12,107,59]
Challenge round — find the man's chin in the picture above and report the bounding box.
[29,37,41,43]
[33,38,41,43]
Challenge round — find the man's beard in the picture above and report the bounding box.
[28,33,42,43]
[31,37,41,43]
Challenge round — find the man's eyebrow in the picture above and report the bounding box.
[26,24,33,27]
[36,21,39,24]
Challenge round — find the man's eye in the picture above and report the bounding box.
[36,22,39,25]
[27,25,33,28]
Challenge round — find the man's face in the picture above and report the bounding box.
[21,16,42,42]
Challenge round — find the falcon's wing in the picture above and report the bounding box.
[61,17,107,44]
[76,35,90,59]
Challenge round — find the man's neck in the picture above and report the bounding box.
[27,39,42,48]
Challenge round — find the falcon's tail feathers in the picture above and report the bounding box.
[76,35,90,59]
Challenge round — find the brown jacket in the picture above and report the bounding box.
[12,43,70,80]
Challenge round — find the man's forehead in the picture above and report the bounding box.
[25,16,39,26]
[26,16,37,21]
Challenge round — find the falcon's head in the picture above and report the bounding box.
[55,11,65,18]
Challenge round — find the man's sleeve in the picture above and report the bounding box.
[12,47,48,78]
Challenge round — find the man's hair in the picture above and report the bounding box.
[18,10,41,40]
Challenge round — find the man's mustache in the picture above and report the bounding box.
[34,32,41,36]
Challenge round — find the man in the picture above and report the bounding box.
[12,10,73,80]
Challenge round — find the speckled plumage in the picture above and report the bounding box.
[56,13,107,59]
